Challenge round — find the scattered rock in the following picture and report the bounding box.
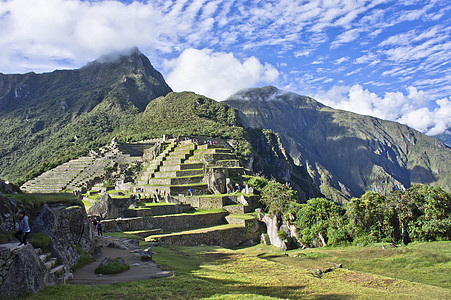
[107,242,127,250]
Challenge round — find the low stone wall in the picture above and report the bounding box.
[123,203,192,217]
[156,225,260,248]
[180,196,225,209]
[102,211,228,232]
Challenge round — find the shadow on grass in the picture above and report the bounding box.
[30,245,354,299]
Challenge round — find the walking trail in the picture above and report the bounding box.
[70,236,172,285]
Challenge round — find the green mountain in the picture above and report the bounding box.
[0,48,172,183]
[1,51,448,203]
[225,86,451,202]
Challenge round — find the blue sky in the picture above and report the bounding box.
[0,0,450,136]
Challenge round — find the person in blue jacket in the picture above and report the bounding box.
[14,210,31,246]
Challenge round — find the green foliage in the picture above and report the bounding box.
[94,258,130,275]
[247,176,268,194]
[30,232,51,252]
[278,230,289,240]
[346,192,396,243]
[259,180,298,217]
[295,197,349,247]
[71,245,95,271]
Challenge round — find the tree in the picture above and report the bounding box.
[259,180,297,217]
[410,186,451,241]
[296,198,348,247]
[346,192,395,243]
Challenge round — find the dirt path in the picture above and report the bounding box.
[70,236,171,285]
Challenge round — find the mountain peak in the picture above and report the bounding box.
[92,46,143,64]
[226,86,324,110]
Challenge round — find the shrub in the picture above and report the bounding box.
[95,258,130,275]
[30,232,51,252]
[278,230,289,240]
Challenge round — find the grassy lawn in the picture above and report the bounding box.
[29,241,451,299]
[7,193,78,206]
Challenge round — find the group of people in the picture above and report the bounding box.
[89,217,103,236]
[174,135,219,146]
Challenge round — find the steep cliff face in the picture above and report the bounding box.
[243,128,320,201]
[225,86,451,202]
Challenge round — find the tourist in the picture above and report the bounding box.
[97,221,103,236]
[93,217,98,232]
[188,188,193,196]
[14,210,30,246]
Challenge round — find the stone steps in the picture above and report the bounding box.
[36,247,72,283]
[159,163,204,172]
[147,175,204,186]
[153,169,204,178]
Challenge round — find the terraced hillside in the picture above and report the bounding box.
[20,141,152,193]
[88,137,261,247]
[136,138,245,197]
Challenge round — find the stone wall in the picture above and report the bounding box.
[0,245,56,298]
[102,211,228,232]
[123,204,192,217]
[156,225,259,248]
[0,193,15,235]
[179,195,225,209]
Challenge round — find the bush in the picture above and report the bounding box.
[95,258,130,275]
[30,232,51,252]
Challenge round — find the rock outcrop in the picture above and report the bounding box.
[0,193,15,235]
[260,212,300,250]
[0,244,56,298]
[32,204,94,269]
[87,193,131,219]
[0,179,21,194]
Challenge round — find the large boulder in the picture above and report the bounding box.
[87,193,131,219]
[0,244,56,298]
[207,169,226,194]
[261,213,299,250]
[32,204,94,269]
[0,193,15,235]
[0,179,21,194]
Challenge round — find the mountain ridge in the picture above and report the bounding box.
[0,50,449,202]
[225,86,450,202]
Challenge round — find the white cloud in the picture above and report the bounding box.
[334,56,349,65]
[314,84,450,135]
[165,48,279,100]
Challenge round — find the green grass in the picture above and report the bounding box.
[7,193,78,206]
[71,245,95,272]
[227,214,256,220]
[29,242,451,299]
[82,199,94,210]
[104,232,143,240]
[153,209,225,218]
[145,224,242,240]
[252,241,451,290]
[30,232,50,252]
